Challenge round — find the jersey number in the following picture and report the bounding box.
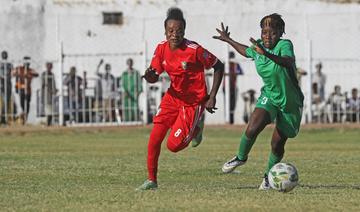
[261,97,268,105]
[174,129,182,137]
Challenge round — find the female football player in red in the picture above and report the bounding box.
[137,7,224,190]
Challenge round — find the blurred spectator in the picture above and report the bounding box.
[311,82,326,122]
[96,60,116,122]
[242,89,256,124]
[346,88,360,122]
[223,51,243,124]
[296,67,307,87]
[160,73,170,97]
[312,62,326,101]
[147,85,159,124]
[64,66,83,123]
[0,51,13,125]
[115,75,123,122]
[327,85,345,123]
[121,58,143,122]
[12,56,39,124]
[41,62,57,126]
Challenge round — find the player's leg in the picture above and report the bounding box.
[260,107,301,190]
[191,112,205,147]
[137,94,178,190]
[259,127,287,190]
[137,123,169,191]
[222,108,271,173]
[167,105,204,152]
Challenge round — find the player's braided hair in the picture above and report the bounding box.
[260,13,285,36]
[164,7,186,29]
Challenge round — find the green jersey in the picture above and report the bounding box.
[245,39,304,112]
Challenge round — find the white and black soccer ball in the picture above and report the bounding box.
[268,162,299,192]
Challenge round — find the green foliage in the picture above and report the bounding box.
[0,126,360,211]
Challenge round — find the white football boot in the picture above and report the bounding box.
[259,174,271,190]
[222,156,247,173]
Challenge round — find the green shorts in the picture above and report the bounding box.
[256,93,303,138]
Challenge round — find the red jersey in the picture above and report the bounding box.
[151,39,218,106]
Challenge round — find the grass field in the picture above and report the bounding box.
[0,125,359,211]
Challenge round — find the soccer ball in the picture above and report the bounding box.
[268,162,299,192]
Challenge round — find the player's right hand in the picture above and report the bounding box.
[142,67,159,83]
[249,37,265,55]
[213,22,231,42]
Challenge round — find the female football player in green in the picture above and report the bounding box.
[213,13,304,190]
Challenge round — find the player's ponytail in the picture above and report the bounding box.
[164,7,186,29]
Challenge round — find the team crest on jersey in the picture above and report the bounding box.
[181,61,187,70]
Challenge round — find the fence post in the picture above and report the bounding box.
[142,40,148,125]
[224,44,230,124]
[306,39,312,123]
[59,41,64,126]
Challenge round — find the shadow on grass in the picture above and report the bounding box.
[299,184,360,190]
[235,185,258,189]
[235,184,360,190]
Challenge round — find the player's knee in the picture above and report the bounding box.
[167,141,181,152]
[167,136,188,153]
[245,126,259,139]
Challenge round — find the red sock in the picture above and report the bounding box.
[147,124,169,182]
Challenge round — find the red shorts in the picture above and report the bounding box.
[153,93,205,148]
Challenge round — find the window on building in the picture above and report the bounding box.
[103,12,123,25]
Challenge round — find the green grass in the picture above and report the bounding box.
[0,125,359,211]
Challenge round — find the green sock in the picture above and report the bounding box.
[265,152,283,175]
[237,134,255,161]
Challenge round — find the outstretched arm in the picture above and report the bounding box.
[213,22,249,58]
[205,60,224,114]
[96,59,104,75]
[249,38,295,69]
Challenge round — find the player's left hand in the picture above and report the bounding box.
[205,96,217,114]
[250,37,266,55]
[213,22,231,43]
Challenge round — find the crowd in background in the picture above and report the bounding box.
[54,57,143,126]
[1,50,360,127]
[0,50,143,126]
[311,62,360,123]
[0,51,39,126]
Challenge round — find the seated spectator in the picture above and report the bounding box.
[327,85,346,123]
